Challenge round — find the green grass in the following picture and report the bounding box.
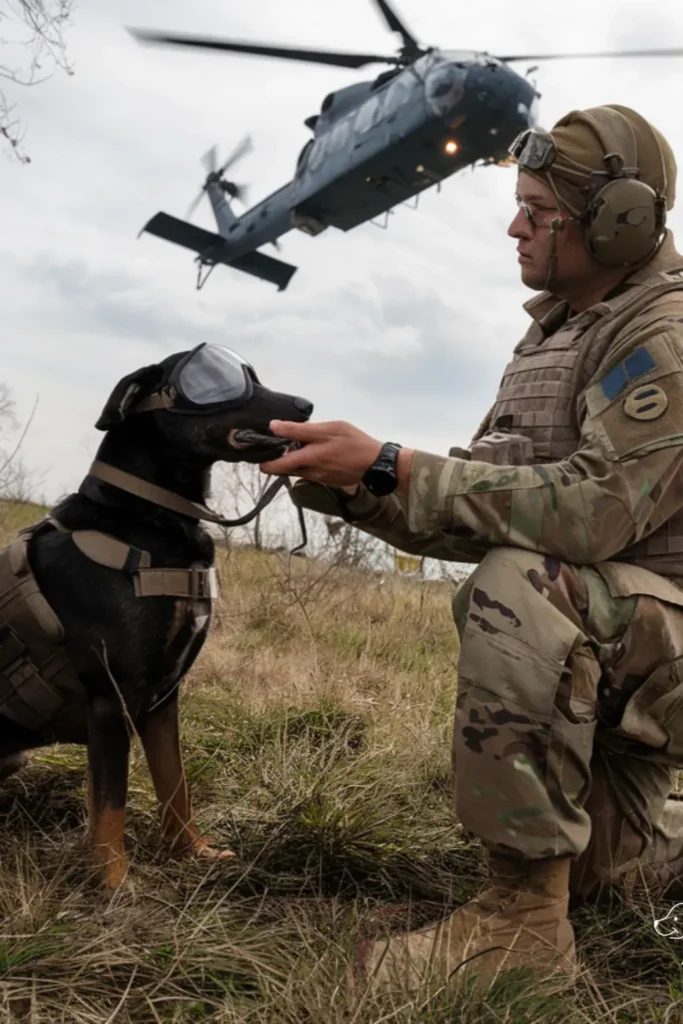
[0,536,682,1021]
[0,497,49,535]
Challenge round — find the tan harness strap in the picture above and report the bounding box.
[134,567,218,599]
[88,460,218,523]
[71,530,152,571]
[69,527,216,600]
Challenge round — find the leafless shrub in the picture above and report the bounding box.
[1,0,75,161]
[0,381,37,501]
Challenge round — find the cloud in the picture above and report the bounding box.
[2,0,683,502]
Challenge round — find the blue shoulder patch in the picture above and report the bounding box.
[601,363,628,401]
[624,348,656,380]
[601,347,656,401]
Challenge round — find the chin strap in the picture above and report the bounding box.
[85,460,308,554]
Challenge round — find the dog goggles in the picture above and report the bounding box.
[133,343,259,415]
[508,128,556,171]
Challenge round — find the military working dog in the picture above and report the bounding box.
[0,344,312,886]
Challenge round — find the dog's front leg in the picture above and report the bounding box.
[138,691,235,862]
[86,695,131,888]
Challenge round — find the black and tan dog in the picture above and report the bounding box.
[0,344,312,886]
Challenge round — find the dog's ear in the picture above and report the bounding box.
[95,363,164,431]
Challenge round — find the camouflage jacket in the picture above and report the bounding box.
[296,232,683,579]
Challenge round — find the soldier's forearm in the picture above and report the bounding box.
[340,484,489,563]
[404,446,683,565]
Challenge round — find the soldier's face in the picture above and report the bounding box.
[508,172,592,292]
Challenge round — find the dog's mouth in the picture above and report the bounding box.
[228,427,289,453]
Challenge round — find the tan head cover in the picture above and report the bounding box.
[532,104,676,218]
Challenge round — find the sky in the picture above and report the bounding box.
[3,0,683,518]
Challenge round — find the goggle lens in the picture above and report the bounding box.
[175,345,257,407]
[509,129,556,171]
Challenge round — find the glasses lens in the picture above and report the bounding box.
[177,345,254,405]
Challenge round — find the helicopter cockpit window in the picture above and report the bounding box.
[413,51,444,77]
[425,63,467,118]
[354,94,385,134]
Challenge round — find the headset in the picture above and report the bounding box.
[510,109,668,268]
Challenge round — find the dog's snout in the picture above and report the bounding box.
[294,397,314,419]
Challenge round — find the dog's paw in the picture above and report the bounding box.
[191,838,237,862]
[0,751,30,783]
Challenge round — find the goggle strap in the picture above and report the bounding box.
[129,391,176,415]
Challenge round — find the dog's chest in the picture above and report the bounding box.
[143,599,211,713]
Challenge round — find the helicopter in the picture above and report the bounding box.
[129,0,683,293]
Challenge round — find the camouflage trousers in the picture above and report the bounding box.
[451,547,683,904]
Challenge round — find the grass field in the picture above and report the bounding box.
[0,503,682,1022]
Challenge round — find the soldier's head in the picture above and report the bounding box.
[507,105,676,304]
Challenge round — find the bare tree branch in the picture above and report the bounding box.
[0,382,38,502]
[1,0,75,162]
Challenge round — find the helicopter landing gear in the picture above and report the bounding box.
[194,257,217,291]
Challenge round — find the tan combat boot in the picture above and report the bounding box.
[355,854,577,996]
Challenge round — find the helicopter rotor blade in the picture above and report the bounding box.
[231,182,250,205]
[128,28,399,69]
[372,0,419,55]
[201,144,218,175]
[498,47,683,63]
[186,187,206,220]
[219,134,252,176]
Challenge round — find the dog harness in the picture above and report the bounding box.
[0,506,219,734]
[0,459,306,733]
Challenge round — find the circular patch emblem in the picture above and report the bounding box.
[623,384,669,421]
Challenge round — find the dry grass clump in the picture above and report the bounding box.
[0,527,682,1021]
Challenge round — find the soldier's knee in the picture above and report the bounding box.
[451,546,546,636]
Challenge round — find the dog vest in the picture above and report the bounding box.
[0,514,218,734]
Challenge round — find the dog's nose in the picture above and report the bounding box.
[294,397,314,418]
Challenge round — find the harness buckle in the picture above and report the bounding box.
[190,567,217,600]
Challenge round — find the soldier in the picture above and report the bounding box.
[260,105,683,993]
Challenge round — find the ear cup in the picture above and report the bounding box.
[584,178,665,267]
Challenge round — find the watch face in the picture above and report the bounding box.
[364,467,396,497]
[362,442,401,496]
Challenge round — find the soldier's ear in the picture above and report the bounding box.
[95,363,163,431]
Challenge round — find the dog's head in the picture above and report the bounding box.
[95,344,313,464]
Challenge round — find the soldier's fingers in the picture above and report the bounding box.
[269,420,327,441]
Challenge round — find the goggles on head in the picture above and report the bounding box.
[133,343,260,416]
[509,128,557,172]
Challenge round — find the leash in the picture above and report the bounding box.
[85,458,308,555]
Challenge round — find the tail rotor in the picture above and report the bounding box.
[186,134,252,220]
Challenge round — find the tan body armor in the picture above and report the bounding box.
[469,263,683,580]
[0,516,217,734]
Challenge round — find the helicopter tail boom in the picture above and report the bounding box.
[140,212,297,291]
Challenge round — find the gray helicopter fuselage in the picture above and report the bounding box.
[212,48,538,258]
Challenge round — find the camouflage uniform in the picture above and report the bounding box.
[293,231,683,901]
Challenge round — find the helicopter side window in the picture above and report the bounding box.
[383,73,414,120]
[308,135,328,173]
[326,115,353,154]
[354,94,385,134]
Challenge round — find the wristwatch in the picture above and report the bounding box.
[362,442,403,497]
